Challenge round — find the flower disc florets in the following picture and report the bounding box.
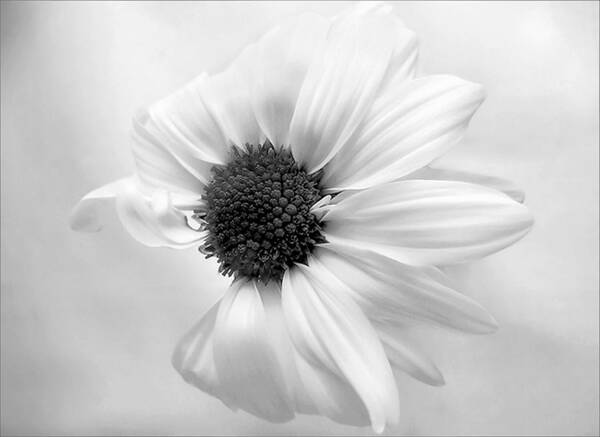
[201,142,326,284]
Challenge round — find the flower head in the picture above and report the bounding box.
[201,142,326,283]
[70,2,533,433]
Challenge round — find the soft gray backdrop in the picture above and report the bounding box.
[1,1,598,435]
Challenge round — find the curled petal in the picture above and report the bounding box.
[323,180,533,265]
[377,326,445,387]
[69,178,132,232]
[115,185,206,248]
[70,177,205,249]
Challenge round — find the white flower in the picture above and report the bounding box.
[70,2,533,433]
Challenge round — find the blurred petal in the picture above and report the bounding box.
[377,326,445,386]
[322,75,485,191]
[146,74,231,166]
[289,3,399,174]
[282,258,399,433]
[132,110,212,196]
[323,180,533,265]
[69,178,132,232]
[313,246,498,334]
[171,301,224,400]
[409,165,525,203]
[200,45,265,149]
[251,13,329,147]
[292,349,370,427]
[378,16,419,93]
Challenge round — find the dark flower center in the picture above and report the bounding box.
[201,142,326,284]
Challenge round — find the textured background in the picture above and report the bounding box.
[1,1,598,435]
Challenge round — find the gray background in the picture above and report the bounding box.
[1,1,598,435]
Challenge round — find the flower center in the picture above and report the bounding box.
[201,142,326,284]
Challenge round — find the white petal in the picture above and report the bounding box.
[211,280,294,422]
[174,281,295,421]
[377,325,445,387]
[322,75,485,191]
[251,13,329,147]
[292,349,370,427]
[323,180,533,265]
[199,45,265,149]
[172,279,373,426]
[409,165,525,203]
[69,178,132,232]
[254,282,373,426]
[146,74,231,166]
[171,301,224,400]
[313,246,498,334]
[378,16,419,93]
[282,258,399,433]
[131,110,212,196]
[254,282,376,427]
[253,286,316,417]
[288,4,399,174]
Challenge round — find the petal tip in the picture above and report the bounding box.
[513,206,535,240]
[69,204,102,233]
[524,210,535,229]
[170,344,184,375]
[371,421,386,435]
[430,370,446,387]
[479,313,500,335]
[513,189,526,204]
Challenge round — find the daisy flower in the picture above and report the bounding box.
[70,2,533,433]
